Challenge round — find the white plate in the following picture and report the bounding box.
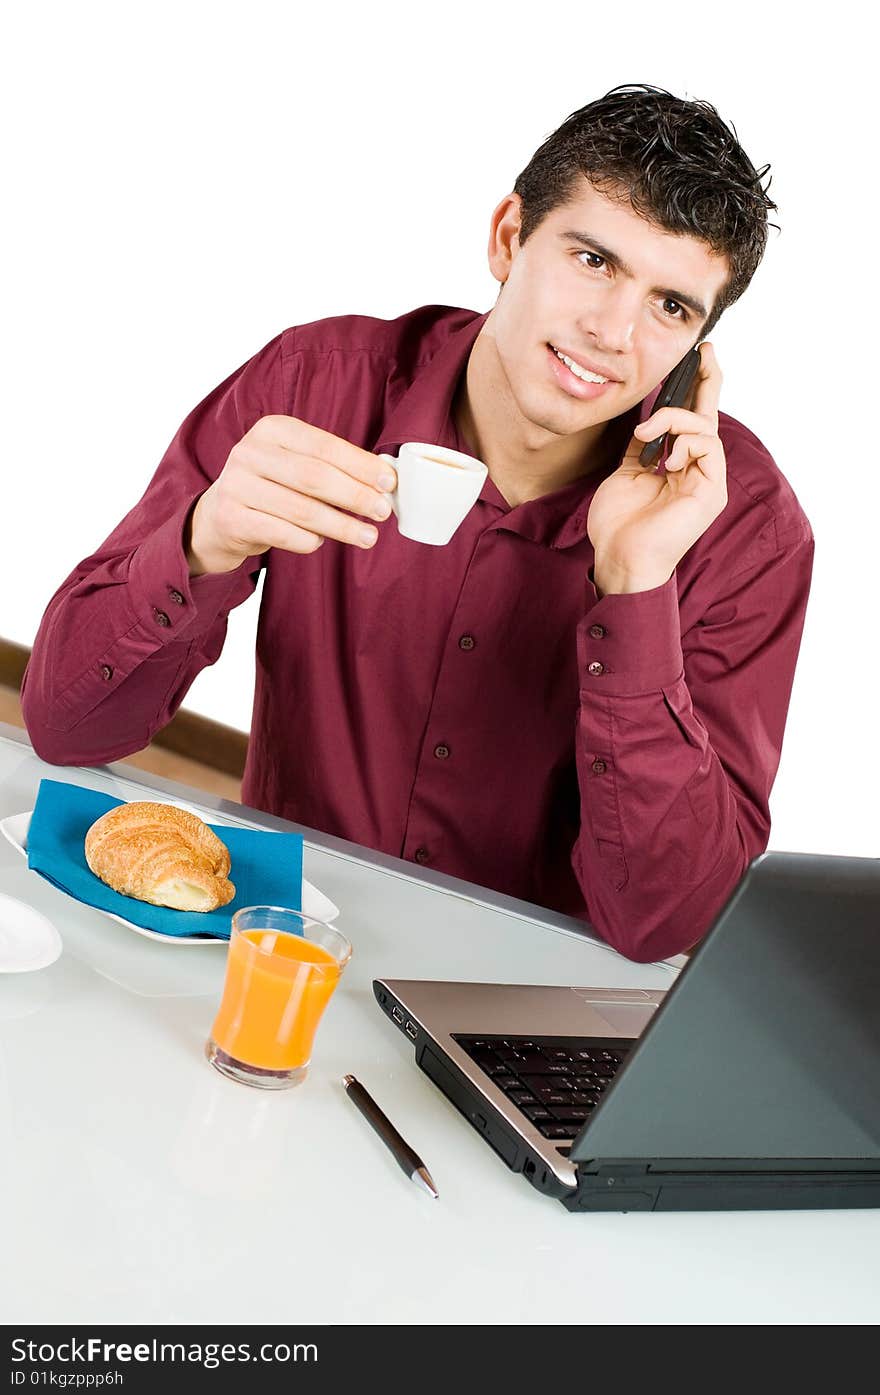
[0,809,340,946]
[0,890,63,972]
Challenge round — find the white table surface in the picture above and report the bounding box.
[1,724,878,1326]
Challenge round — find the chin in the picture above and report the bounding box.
[520,394,606,440]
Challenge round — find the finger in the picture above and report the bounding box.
[663,431,726,485]
[260,416,397,491]
[634,406,716,441]
[237,441,393,521]
[690,341,722,426]
[238,509,326,556]
[237,477,382,549]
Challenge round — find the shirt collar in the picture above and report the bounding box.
[374,310,490,458]
[375,309,664,552]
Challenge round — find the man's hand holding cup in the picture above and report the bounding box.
[186,419,489,575]
[185,416,399,576]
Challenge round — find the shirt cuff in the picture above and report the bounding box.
[126,495,254,642]
[577,571,684,696]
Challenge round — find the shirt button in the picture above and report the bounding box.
[591,759,607,775]
[168,588,185,605]
[153,608,171,628]
[414,847,429,864]
[587,660,605,677]
[458,634,476,651]
[100,664,114,681]
[589,624,606,639]
[433,743,450,760]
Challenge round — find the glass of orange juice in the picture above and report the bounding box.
[205,906,352,1089]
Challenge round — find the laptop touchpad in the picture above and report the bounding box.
[574,1000,657,1036]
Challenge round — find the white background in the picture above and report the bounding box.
[2,1,877,857]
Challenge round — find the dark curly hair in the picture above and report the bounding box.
[513,84,778,337]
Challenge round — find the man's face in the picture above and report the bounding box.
[486,179,730,442]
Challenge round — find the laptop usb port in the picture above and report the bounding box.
[391,1005,405,1025]
[405,1020,418,1040]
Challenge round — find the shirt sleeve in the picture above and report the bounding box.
[571,520,814,962]
[20,333,288,766]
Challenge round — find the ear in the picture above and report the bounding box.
[487,193,523,285]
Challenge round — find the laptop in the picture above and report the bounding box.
[374,851,880,1212]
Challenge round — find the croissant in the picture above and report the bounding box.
[84,801,235,912]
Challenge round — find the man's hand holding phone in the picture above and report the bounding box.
[185,416,397,576]
[587,341,727,596]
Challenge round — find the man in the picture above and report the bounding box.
[22,85,813,963]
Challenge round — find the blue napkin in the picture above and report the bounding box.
[27,779,303,940]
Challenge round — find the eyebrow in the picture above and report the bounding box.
[560,229,709,322]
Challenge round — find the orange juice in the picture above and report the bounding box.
[210,928,342,1071]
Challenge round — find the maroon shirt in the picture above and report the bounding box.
[22,305,814,961]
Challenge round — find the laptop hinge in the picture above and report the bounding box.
[577,1161,650,1179]
[578,1157,879,1177]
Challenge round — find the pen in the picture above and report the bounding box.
[342,1073,439,1198]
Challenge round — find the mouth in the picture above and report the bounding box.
[547,343,620,400]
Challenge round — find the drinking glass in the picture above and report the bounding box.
[205,906,351,1088]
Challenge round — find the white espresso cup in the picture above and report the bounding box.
[379,442,488,545]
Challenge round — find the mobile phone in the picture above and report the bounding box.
[638,346,702,468]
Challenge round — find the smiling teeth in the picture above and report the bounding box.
[553,347,608,384]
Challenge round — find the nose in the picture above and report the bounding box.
[579,285,639,355]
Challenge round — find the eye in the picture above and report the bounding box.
[576,250,606,270]
[662,297,688,321]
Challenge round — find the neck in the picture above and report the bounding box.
[453,324,632,508]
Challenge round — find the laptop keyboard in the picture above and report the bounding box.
[453,1034,634,1140]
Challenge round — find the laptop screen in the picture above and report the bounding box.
[570,852,880,1164]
